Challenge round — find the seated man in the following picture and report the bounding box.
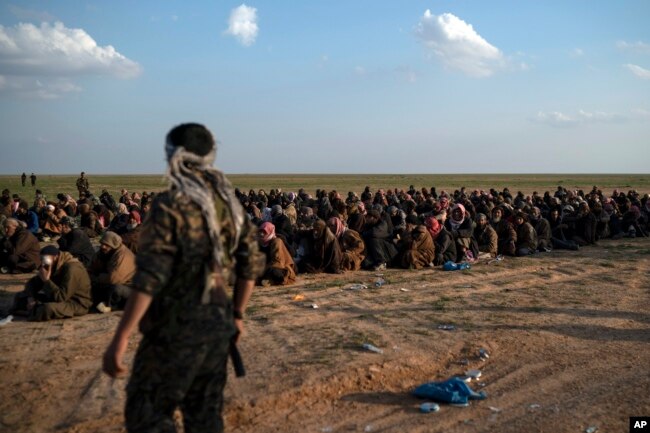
[300,219,343,274]
[120,210,142,253]
[361,210,397,271]
[395,215,435,269]
[78,203,103,238]
[257,222,296,285]
[15,200,39,235]
[11,246,92,321]
[473,213,498,259]
[490,207,516,256]
[0,218,41,274]
[426,214,456,265]
[57,216,96,267]
[88,231,136,313]
[513,211,537,256]
[530,207,552,252]
[327,216,365,271]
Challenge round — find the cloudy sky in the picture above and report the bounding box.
[1,1,649,174]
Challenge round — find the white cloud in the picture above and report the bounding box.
[624,63,650,80]
[533,111,579,128]
[617,40,650,54]
[0,22,142,78]
[224,4,258,47]
[631,108,650,119]
[533,110,626,128]
[0,21,140,98]
[354,66,366,76]
[415,10,504,77]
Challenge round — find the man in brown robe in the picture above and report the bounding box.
[258,222,296,285]
[300,219,342,274]
[395,215,435,269]
[327,216,365,271]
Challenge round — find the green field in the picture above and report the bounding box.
[1,174,648,201]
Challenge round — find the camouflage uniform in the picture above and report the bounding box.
[125,181,264,433]
[76,176,89,195]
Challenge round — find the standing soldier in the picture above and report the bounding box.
[21,172,27,187]
[30,173,36,187]
[103,123,264,432]
[76,172,89,195]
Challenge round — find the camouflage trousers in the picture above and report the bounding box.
[125,319,233,433]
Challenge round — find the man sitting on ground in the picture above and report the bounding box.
[0,218,41,274]
[473,213,498,259]
[57,217,95,267]
[89,231,136,313]
[10,245,92,321]
[395,215,435,269]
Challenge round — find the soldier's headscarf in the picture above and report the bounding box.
[165,123,245,270]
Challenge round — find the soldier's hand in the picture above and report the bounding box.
[234,318,244,343]
[103,337,128,378]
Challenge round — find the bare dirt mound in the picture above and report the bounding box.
[1,237,649,433]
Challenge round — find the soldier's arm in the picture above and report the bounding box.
[103,291,152,378]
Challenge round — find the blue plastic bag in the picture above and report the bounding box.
[443,261,471,271]
[412,377,487,405]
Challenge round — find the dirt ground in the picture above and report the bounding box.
[0,237,648,433]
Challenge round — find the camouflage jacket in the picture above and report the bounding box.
[135,185,264,335]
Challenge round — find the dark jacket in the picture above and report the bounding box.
[57,228,96,267]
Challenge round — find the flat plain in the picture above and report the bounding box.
[0,174,648,433]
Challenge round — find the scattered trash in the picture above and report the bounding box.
[399,288,410,292]
[488,406,502,413]
[437,324,456,331]
[488,255,504,265]
[419,402,440,413]
[364,425,373,432]
[458,376,472,383]
[457,358,469,366]
[362,343,384,354]
[458,284,473,289]
[292,294,305,301]
[450,402,470,407]
[321,427,333,433]
[374,278,386,287]
[0,315,13,326]
[306,303,319,309]
[443,261,471,271]
[529,404,541,409]
[345,284,368,290]
[465,369,482,380]
[477,382,487,387]
[479,348,490,360]
[412,377,487,405]
[585,427,598,433]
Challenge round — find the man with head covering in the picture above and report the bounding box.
[271,204,295,246]
[473,213,498,259]
[120,210,142,254]
[395,215,435,269]
[0,218,41,274]
[513,211,537,256]
[108,202,130,234]
[327,216,365,271]
[257,222,296,285]
[490,207,517,256]
[300,219,343,274]
[361,210,397,271]
[78,202,103,238]
[57,216,95,267]
[529,207,552,252]
[89,231,136,313]
[445,203,478,262]
[102,123,264,433]
[427,214,456,265]
[10,245,92,321]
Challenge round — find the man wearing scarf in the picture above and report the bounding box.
[395,215,435,269]
[257,222,296,285]
[327,216,365,271]
[300,219,343,274]
[102,123,264,433]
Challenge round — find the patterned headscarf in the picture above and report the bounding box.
[259,222,276,247]
[327,216,345,239]
[165,136,245,270]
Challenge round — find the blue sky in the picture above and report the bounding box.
[0,1,649,174]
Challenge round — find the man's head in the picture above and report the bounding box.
[60,217,73,234]
[165,123,215,160]
[16,200,29,216]
[80,172,85,178]
[127,211,141,230]
[476,213,488,228]
[100,231,122,254]
[514,211,527,226]
[3,218,20,237]
[405,214,419,231]
[40,245,60,271]
[491,207,503,222]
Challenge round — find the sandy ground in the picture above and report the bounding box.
[0,237,649,433]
